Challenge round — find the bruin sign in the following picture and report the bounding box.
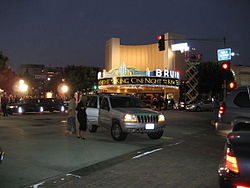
[98,76,180,87]
[155,69,180,79]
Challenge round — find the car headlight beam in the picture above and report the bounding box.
[40,106,44,112]
[60,106,65,112]
[124,114,137,122]
[158,114,166,122]
[18,107,23,114]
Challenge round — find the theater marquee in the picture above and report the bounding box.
[98,76,180,87]
[98,64,180,88]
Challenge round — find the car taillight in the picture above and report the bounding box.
[236,186,250,188]
[226,148,239,173]
[219,106,225,115]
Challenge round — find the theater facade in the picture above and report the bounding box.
[98,33,187,100]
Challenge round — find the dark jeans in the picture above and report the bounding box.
[1,105,8,116]
[66,116,76,134]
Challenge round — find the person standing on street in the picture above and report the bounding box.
[1,94,9,117]
[65,94,76,135]
[170,98,175,110]
[76,95,87,139]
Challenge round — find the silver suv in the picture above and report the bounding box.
[215,86,250,136]
[98,95,167,141]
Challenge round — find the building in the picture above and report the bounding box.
[99,32,187,101]
[232,65,250,86]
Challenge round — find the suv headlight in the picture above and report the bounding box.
[158,114,166,122]
[124,114,137,122]
[40,106,44,112]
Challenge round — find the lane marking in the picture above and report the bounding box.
[132,148,163,159]
[30,181,45,188]
[132,141,183,159]
[166,141,183,147]
[66,173,81,179]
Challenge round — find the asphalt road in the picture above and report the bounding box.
[0,110,225,188]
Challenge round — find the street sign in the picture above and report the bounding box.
[217,48,232,61]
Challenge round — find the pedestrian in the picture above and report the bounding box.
[157,95,164,111]
[152,96,158,110]
[65,94,76,135]
[1,94,9,117]
[76,95,88,139]
[164,97,168,110]
[170,98,175,110]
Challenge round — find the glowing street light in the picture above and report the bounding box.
[46,92,53,98]
[18,80,28,92]
[61,84,69,94]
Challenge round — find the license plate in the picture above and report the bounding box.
[146,123,155,130]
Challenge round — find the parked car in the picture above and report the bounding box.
[0,147,4,164]
[186,100,214,112]
[7,98,42,114]
[176,101,186,110]
[38,98,65,112]
[215,86,250,136]
[218,130,250,188]
[7,98,65,114]
[98,95,167,141]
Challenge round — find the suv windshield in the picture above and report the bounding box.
[110,96,146,108]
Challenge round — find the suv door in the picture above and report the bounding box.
[98,97,111,129]
[86,95,100,126]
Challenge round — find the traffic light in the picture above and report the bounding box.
[221,62,231,70]
[228,81,236,89]
[93,85,98,90]
[157,34,165,51]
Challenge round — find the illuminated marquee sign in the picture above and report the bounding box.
[98,66,180,79]
[98,76,180,87]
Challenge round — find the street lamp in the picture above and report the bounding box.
[18,80,28,93]
[58,83,69,99]
[61,84,69,93]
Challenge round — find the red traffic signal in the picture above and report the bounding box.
[157,34,165,51]
[157,35,162,40]
[228,81,236,89]
[222,62,231,70]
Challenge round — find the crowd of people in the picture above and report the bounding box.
[145,95,176,111]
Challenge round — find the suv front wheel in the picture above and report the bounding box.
[111,123,127,141]
[147,130,164,139]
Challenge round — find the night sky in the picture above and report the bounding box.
[0,0,249,70]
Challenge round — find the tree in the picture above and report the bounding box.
[0,51,9,70]
[197,61,234,99]
[0,52,18,93]
[63,65,101,93]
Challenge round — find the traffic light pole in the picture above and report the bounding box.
[223,80,227,102]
